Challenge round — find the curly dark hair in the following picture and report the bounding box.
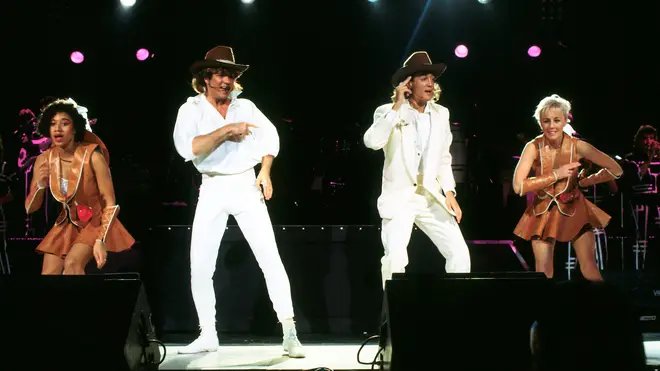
[39,96,57,111]
[37,100,87,142]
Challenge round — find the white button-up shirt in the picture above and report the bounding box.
[173,93,280,175]
[414,104,432,173]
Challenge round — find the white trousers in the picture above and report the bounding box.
[380,193,471,288]
[189,170,295,329]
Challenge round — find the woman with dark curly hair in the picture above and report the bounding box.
[25,99,134,274]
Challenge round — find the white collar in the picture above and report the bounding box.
[404,99,433,114]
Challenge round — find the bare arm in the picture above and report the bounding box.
[91,150,119,243]
[91,150,115,208]
[512,142,540,196]
[191,125,235,157]
[577,140,623,187]
[260,155,274,175]
[25,153,48,214]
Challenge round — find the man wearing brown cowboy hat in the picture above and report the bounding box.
[173,45,305,357]
[364,51,471,288]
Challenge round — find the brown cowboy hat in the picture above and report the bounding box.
[391,51,447,87]
[189,45,250,75]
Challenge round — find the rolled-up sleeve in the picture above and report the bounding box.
[250,101,280,158]
[173,103,199,162]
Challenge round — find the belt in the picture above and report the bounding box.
[415,173,425,195]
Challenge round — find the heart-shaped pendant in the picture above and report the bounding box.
[76,204,93,223]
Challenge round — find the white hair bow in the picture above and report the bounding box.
[61,98,93,132]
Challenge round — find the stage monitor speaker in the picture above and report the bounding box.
[380,272,549,371]
[0,273,162,371]
[603,271,660,334]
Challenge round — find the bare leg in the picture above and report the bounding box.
[532,239,555,278]
[573,230,603,281]
[63,243,93,275]
[42,253,64,275]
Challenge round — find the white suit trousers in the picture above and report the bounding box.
[380,193,471,287]
[189,170,295,329]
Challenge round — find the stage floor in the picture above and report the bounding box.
[157,335,660,370]
[158,335,380,370]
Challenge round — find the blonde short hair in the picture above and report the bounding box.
[533,94,571,124]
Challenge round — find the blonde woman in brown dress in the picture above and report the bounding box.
[25,99,134,274]
[513,94,623,281]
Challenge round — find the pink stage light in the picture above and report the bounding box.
[528,45,541,58]
[136,48,150,61]
[454,45,468,58]
[70,51,84,64]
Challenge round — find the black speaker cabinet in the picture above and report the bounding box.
[0,273,161,371]
[603,271,660,334]
[381,272,549,371]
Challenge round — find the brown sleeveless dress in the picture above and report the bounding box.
[32,132,134,257]
[513,134,611,242]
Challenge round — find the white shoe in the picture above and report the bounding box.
[283,326,306,358]
[178,332,219,354]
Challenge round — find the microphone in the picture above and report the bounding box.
[208,82,232,91]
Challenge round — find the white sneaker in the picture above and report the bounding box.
[283,326,306,358]
[178,332,219,354]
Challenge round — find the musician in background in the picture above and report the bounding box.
[0,137,15,274]
[0,135,15,206]
[618,125,660,272]
[39,96,57,113]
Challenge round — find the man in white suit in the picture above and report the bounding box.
[364,51,471,287]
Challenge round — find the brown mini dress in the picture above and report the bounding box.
[25,132,134,257]
[513,134,611,242]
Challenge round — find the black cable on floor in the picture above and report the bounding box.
[357,334,382,369]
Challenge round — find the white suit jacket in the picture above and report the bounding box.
[364,101,457,219]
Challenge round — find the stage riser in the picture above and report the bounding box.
[382,273,549,371]
[7,226,659,337]
[0,274,159,371]
[126,226,531,337]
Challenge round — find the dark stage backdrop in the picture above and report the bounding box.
[1,0,657,340]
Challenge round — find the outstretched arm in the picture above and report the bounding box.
[576,140,623,187]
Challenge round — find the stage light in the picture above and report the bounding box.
[528,45,541,58]
[136,48,150,61]
[368,0,378,2]
[241,0,254,3]
[120,0,136,7]
[70,51,84,64]
[477,0,491,3]
[454,45,468,58]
